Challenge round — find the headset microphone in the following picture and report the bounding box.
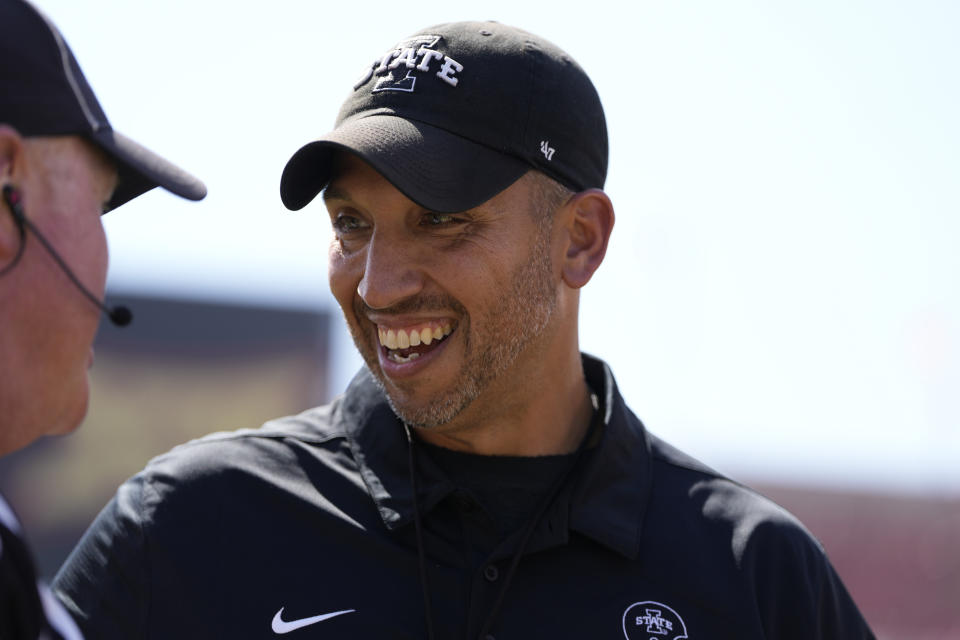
[2,185,133,327]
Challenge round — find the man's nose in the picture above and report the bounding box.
[357,232,425,310]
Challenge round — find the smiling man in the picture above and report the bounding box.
[55,21,874,639]
[322,152,591,457]
[1,0,205,637]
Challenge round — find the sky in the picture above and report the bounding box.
[32,0,960,494]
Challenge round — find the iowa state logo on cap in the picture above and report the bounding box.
[353,35,464,93]
[622,601,689,640]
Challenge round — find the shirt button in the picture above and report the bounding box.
[484,564,499,582]
[484,636,495,640]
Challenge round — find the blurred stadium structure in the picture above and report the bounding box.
[0,294,956,639]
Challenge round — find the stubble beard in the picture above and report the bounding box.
[347,215,557,429]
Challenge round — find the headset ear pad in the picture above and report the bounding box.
[1,184,28,277]
[3,184,25,220]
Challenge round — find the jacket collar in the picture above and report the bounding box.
[335,354,652,559]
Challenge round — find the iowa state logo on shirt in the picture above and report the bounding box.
[622,601,689,639]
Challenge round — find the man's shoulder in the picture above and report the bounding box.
[155,402,342,461]
[85,397,376,554]
[645,432,823,564]
[132,401,354,502]
[639,433,874,638]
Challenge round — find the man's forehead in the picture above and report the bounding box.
[75,137,120,209]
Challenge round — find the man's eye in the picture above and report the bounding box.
[332,214,367,233]
[422,213,457,226]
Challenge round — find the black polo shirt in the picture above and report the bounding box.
[53,355,874,639]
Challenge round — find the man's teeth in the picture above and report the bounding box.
[389,352,421,364]
[378,324,452,351]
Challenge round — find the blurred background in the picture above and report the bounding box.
[0,1,957,638]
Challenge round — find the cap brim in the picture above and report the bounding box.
[90,129,207,211]
[280,114,529,213]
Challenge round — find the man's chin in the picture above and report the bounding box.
[357,345,477,428]
[50,374,92,437]
[375,377,472,430]
[55,397,89,437]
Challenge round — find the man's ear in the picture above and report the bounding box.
[0,125,27,261]
[559,189,615,289]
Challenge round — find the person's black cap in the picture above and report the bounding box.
[280,21,607,213]
[0,0,206,210]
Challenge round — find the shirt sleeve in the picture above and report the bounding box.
[52,473,151,640]
[742,517,877,640]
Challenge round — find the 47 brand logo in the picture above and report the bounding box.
[622,601,689,640]
[353,35,464,93]
[539,140,556,161]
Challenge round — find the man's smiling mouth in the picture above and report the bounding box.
[378,322,454,364]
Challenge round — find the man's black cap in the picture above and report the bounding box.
[280,21,607,213]
[0,0,206,210]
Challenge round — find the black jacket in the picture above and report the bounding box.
[1,494,83,640]
[54,355,874,639]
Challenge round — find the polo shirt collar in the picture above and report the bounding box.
[336,354,652,560]
[568,355,652,559]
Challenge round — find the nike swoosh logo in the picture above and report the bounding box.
[271,607,356,634]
